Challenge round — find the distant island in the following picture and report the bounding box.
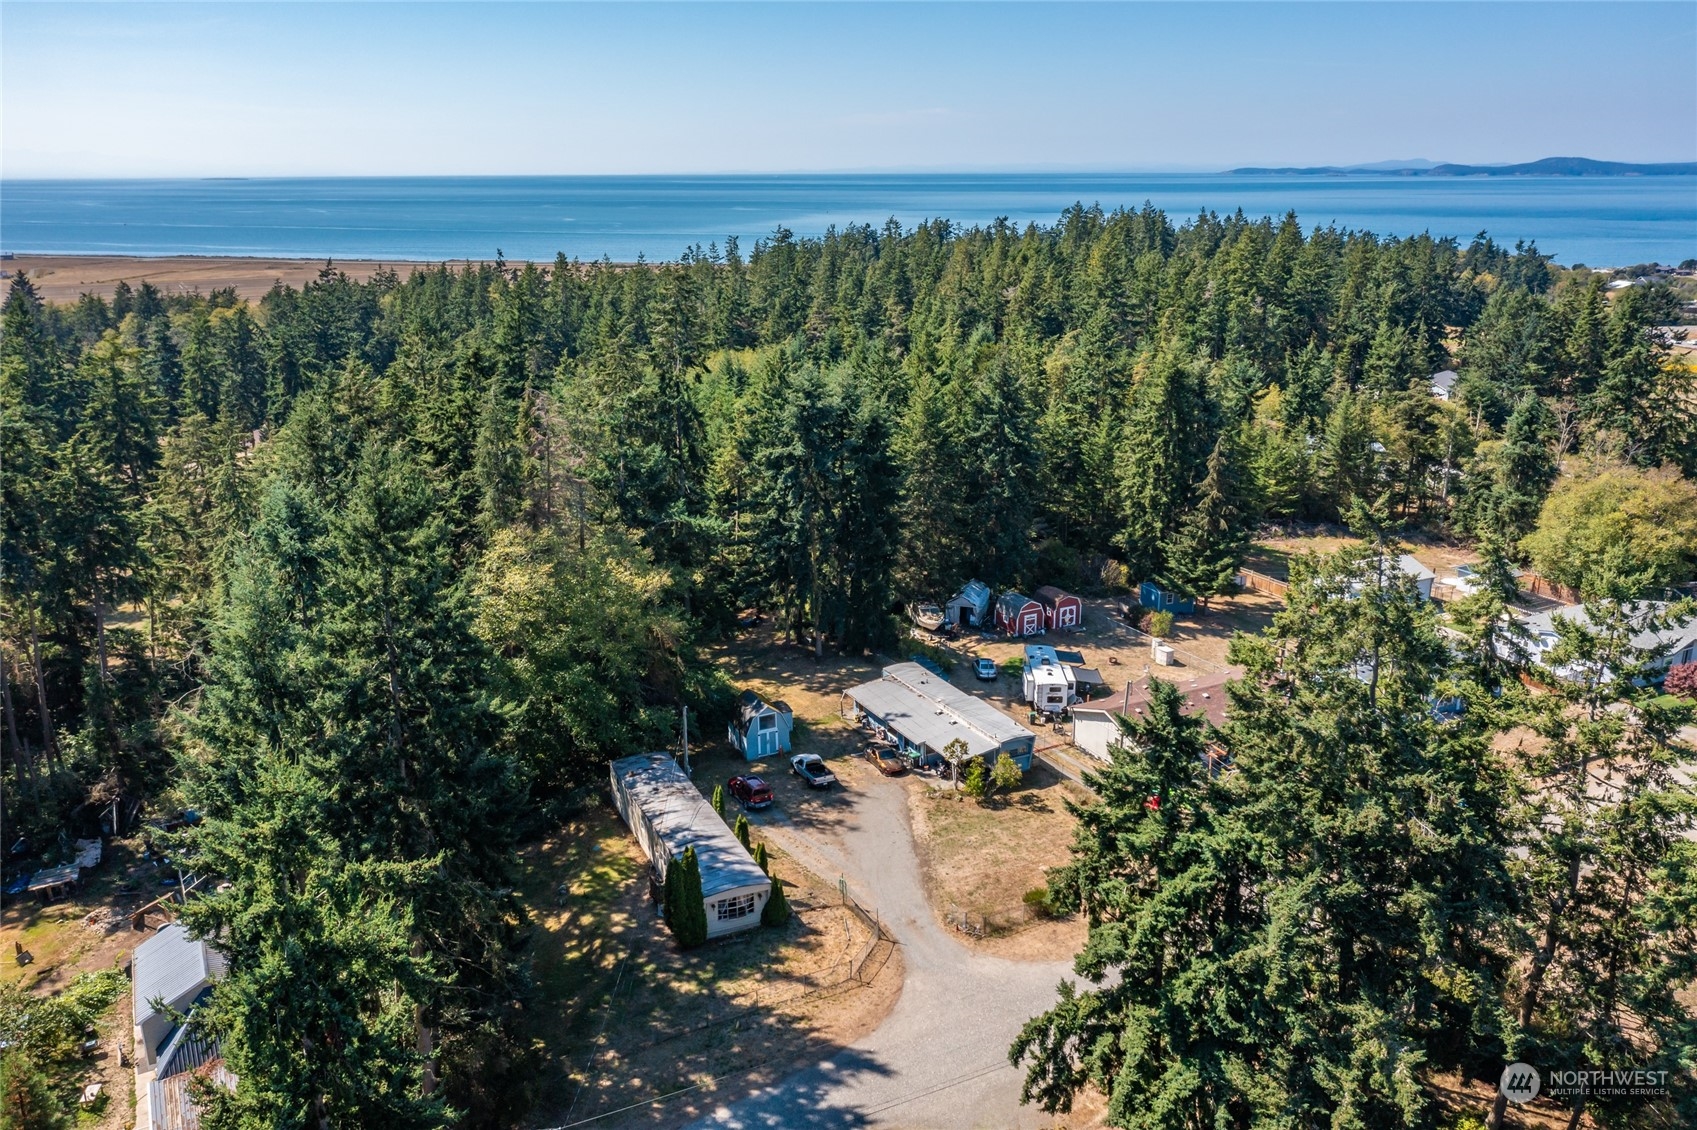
[1229,156,1697,176]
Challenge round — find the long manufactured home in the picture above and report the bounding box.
[610,753,771,938]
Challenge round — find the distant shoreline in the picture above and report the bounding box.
[0,253,521,303]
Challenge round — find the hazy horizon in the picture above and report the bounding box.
[4,2,1694,179]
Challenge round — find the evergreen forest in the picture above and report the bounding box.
[3,206,1695,1128]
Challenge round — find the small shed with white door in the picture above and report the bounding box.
[996,592,1045,637]
[1034,586,1083,630]
[727,691,793,760]
[610,752,770,938]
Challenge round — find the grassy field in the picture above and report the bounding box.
[906,772,1088,959]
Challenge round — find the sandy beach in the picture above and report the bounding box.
[0,254,468,303]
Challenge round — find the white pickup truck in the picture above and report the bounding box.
[790,753,837,789]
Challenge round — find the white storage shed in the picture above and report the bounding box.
[610,753,770,938]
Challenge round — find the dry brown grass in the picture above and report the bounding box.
[521,807,900,1130]
[3,254,449,304]
[906,772,1088,958]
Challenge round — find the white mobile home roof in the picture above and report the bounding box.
[847,662,1034,760]
[133,924,224,1027]
[609,753,769,899]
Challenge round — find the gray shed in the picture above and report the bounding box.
[944,579,992,627]
[609,753,770,938]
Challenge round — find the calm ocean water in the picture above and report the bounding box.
[3,175,1694,267]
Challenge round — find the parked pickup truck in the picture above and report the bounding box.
[790,754,837,789]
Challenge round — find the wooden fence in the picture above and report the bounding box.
[1236,569,1290,599]
[1520,571,1581,605]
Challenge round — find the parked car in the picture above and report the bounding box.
[727,774,774,810]
[973,657,998,681]
[790,754,837,789]
[868,747,908,776]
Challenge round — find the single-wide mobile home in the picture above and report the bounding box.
[996,592,1045,637]
[727,691,793,760]
[945,579,993,627]
[610,753,770,938]
[1034,586,1083,630]
[843,662,1036,770]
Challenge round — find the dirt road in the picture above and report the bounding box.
[688,765,1077,1129]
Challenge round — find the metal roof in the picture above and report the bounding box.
[997,591,1038,615]
[610,753,770,899]
[847,663,1034,760]
[1524,603,1697,656]
[1397,554,1436,581]
[133,924,224,1027]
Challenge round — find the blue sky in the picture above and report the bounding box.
[3,2,1693,177]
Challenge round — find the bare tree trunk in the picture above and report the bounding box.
[1564,1095,1586,1130]
[1485,1091,1509,1130]
[26,607,56,764]
[0,647,26,785]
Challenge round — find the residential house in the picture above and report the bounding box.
[610,753,770,938]
[1519,603,1697,683]
[1072,673,1233,763]
[843,662,1036,770]
[1430,369,1459,400]
[132,923,230,1130]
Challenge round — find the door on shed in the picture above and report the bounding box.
[1021,610,1040,635]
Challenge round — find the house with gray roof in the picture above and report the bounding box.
[1519,602,1697,683]
[610,753,771,938]
[843,662,1036,769]
[132,923,228,1130]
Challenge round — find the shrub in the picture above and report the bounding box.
[710,783,725,820]
[664,847,708,947]
[761,872,791,927]
[1665,661,1697,699]
[900,635,954,672]
[1023,886,1055,919]
[733,813,751,849]
[990,752,1023,796]
[752,841,769,873]
[962,758,988,799]
[1148,610,1175,638]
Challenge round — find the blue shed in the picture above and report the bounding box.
[1140,580,1195,614]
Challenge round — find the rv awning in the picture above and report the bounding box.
[1071,666,1106,687]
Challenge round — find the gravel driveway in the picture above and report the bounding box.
[688,767,1077,1129]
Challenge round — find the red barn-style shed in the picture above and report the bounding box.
[1034,585,1083,630]
[995,592,1045,637]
